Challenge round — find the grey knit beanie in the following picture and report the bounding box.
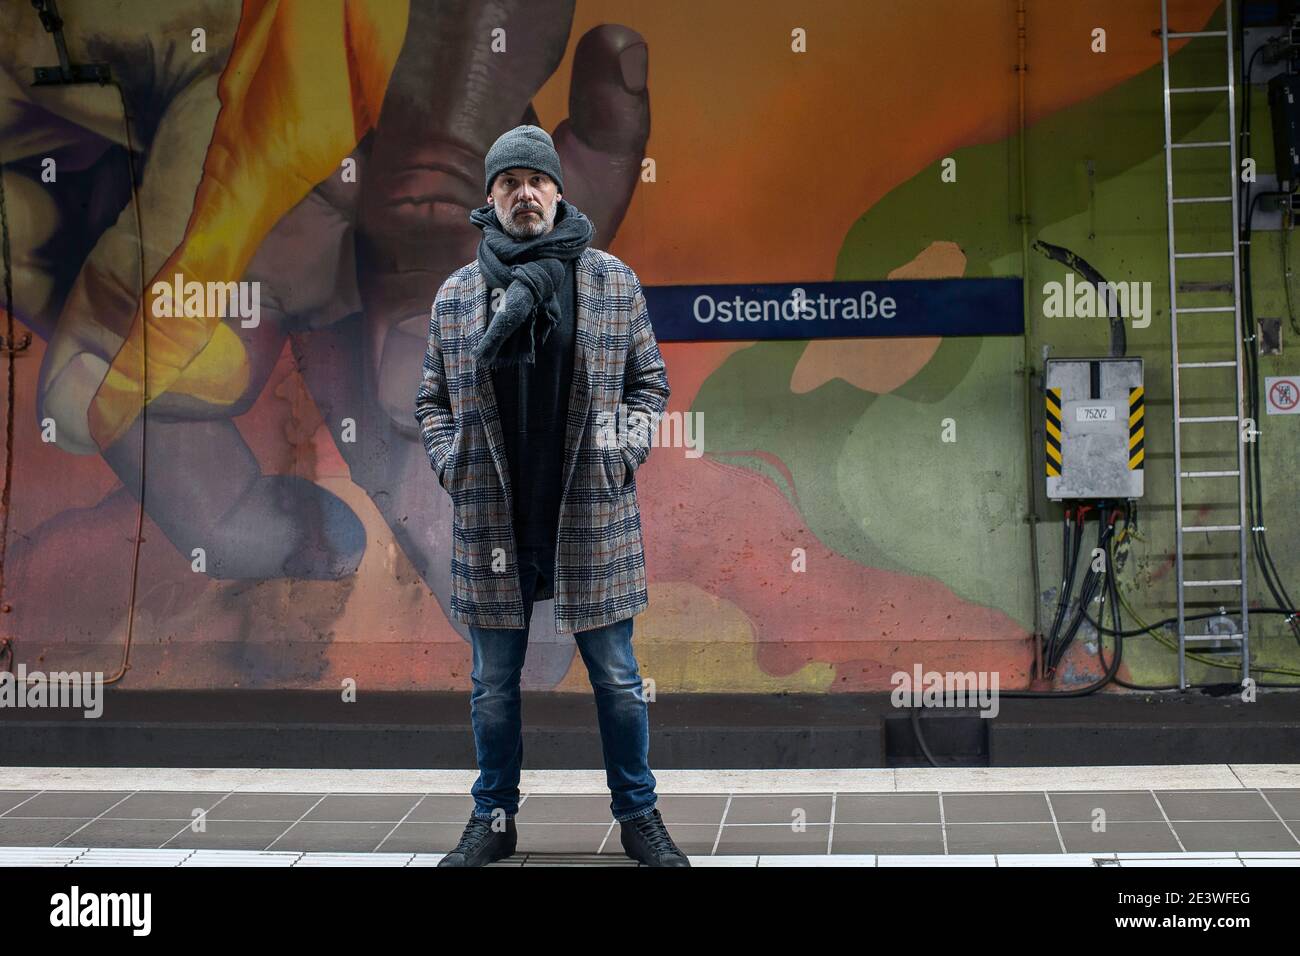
[484,124,565,196]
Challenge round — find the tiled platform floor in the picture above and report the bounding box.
[2,785,1299,860]
[3,847,1299,867]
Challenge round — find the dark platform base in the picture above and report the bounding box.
[2,690,1297,768]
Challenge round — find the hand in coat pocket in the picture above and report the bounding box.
[437,429,466,493]
[603,445,634,489]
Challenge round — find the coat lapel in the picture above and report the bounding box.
[465,248,603,512]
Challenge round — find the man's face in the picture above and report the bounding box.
[488,167,561,239]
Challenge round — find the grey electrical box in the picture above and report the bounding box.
[1044,357,1144,501]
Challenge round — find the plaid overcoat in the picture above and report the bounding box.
[414,247,671,634]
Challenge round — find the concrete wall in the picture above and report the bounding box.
[0,0,1295,692]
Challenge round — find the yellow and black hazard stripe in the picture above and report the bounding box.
[1045,387,1062,477]
[1129,386,1144,470]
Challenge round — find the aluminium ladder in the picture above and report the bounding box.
[1159,0,1251,689]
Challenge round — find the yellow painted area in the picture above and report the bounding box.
[1129,386,1144,468]
[88,0,409,450]
[1046,388,1062,476]
[555,583,836,693]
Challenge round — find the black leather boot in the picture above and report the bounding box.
[437,813,518,866]
[619,808,691,867]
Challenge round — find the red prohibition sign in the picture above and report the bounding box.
[1270,379,1300,411]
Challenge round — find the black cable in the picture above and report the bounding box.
[1236,26,1300,647]
[1242,189,1300,644]
[910,705,942,768]
[1015,503,1300,697]
[1096,527,1151,689]
[916,515,1122,744]
[1048,509,1117,674]
[1062,519,1112,656]
[1044,507,1086,673]
[1282,186,1300,335]
[1011,505,1124,698]
[1042,510,1074,672]
[0,122,13,600]
[1063,510,1118,656]
[1094,518,1231,691]
[1086,604,1300,639]
[1086,495,1300,689]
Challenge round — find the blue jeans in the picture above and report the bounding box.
[466,545,658,824]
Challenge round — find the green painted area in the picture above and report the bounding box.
[692,25,1300,684]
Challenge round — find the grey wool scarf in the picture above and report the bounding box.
[467,199,595,368]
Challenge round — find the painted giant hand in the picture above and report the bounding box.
[0,0,647,684]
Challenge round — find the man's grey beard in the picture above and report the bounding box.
[496,198,558,239]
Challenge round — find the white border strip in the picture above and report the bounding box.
[1,847,1297,868]
[0,765,1297,793]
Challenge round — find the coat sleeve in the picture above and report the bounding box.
[414,275,459,486]
[620,271,671,475]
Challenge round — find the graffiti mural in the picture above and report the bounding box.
[0,0,1294,692]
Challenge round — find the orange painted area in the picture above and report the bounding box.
[537,0,1218,291]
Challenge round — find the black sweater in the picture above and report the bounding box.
[489,259,578,554]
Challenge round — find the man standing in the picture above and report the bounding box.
[414,125,687,867]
